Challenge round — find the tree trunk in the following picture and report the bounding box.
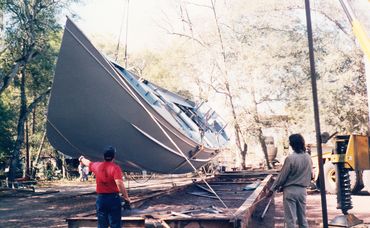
[209,1,247,168]
[8,68,28,184]
[62,153,66,179]
[176,1,248,168]
[257,128,272,169]
[240,143,248,170]
[32,131,46,178]
[0,49,36,95]
[32,105,36,134]
[8,77,51,182]
[25,118,30,178]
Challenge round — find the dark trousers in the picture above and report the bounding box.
[96,194,122,228]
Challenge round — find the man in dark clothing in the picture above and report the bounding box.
[267,134,312,228]
[79,146,130,228]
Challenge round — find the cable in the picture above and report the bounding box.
[57,20,230,210]
[339,0,354,23]
[124,0,129,68]
[115,0,129,62]
[47,119,84,155]
[129,172,155,184]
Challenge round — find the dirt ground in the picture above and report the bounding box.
[0,181,97,227]
[0,175,194,228]
[250,190,370,228]
[1,178,370,228]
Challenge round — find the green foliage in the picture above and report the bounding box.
[27,31,61,92]
[0,95,16,168]
[2,0,61,57]
[0,0,78,177]
[0,0,365,172]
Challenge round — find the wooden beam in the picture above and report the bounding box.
[233,174,274,226]
[67,216,145,228]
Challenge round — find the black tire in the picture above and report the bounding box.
[323,162,337,194]
[322,162,362,194]
[349,170,364,194]
[362,170,370,193]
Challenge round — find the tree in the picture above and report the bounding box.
[159,0,367,169]
[0,97,16,170]
[92,36,192,97]
[164,0,252,169]
[0,0,77,182]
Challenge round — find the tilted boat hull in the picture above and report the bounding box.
[47,19,225,174]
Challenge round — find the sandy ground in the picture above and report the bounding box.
[0,181,97,228]
[250,190,370,227]
[0,175,194,228]
[1,177,370,228]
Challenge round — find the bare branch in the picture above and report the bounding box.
[198,77,229,97]
[168,31,206,47]
[27,88,51,115]
[184,3,194,39]
[270,6,351,38]
[210,0,226,63]
[0,62,21,94]
[182,1,212,9]
[0,49,37,95]
[154,12,207,48]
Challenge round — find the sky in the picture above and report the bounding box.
[352,0,370,31]
[70,0,179,52]
[70,0,369,53]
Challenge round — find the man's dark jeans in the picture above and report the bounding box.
[96,193,122,228]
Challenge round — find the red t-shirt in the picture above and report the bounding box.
[89,161,123,194]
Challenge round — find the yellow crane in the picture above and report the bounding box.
[327,0,370,226]
[339,0,370,61]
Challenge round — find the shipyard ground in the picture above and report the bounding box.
[0,175,369,227]
[250,190,370,227]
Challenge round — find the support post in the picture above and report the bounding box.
[304,0,328,227]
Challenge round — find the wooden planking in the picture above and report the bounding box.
[66,171,274,228]
[67,216,145,228]
[234,174,274,227]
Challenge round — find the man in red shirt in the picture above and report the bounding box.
[79,146,130,228]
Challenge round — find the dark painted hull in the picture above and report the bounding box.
[46,19,226,174]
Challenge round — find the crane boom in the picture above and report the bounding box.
[339,0,370,60]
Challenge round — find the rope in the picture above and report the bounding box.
[129,172,155,184]
[114,0,129,62]
[47,119,84,155]
[124,0,130,68]
[59,21,230,209]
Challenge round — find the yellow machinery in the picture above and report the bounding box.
[333,135,370,172]
[330,135,370,226]
[308,136,368,195]
[328,1,370,226]
[304,0,369,226]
